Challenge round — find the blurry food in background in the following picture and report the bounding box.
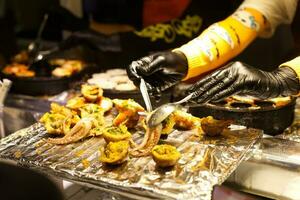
[2,63,35,77]
[51,60,84,77]
[88,69,137,91]
[2,51,85,78]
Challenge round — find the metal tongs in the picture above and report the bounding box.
[139,78,153,112]
[28,14,49,65]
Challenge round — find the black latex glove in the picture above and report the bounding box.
[188,61,300,104]
[127,51,188,94]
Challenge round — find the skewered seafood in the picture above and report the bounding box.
[151,144,181,167]
[99,140,129,165]
[102,125,131,143]
[201,116,232,136]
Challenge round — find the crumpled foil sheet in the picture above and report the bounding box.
[277,99,300,142]
[0,123,261,200]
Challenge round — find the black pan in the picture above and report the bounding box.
[190,98,296,136]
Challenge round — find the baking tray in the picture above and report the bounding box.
[0,122,261,200]
[190,98,296,136]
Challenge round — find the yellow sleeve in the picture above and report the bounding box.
[174,8,268,80]
[280,56,300,81]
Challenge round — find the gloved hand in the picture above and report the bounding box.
[127,51,188,94]
[188,61,300,104]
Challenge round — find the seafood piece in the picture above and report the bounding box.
[50,103,74,117]
[80,104,105,129]
[98,97,113,113]
[47,118,93,145]
[130,124,162,157]
[39,113,66,135]
[102,125,131,143]
[173,110,201,130]
[81,84,103,102]
[80,104,103,118]
[151,144,181,167]
[66,97,86,109]
[160,110,201,135]
[52,67,72,77]
[161,114,176,135]
[99,140,129,165]
[112,99,144,127]
[201,116,232,136]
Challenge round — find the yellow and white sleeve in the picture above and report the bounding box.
[174,7,268,80]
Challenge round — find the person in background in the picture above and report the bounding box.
[47,0,294,70]
[127,0,300,102]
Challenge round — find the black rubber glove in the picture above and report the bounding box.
[127,51,188,94]
[188,61,300,104]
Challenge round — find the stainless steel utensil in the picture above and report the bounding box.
[147,92,194,127]
[28,14,49,64]
[139,78,152,112]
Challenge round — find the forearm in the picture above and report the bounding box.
[175,8,267,80]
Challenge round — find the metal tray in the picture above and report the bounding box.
[0,123,262,200]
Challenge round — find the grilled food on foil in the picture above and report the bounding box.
[151,144,181,167]
[99,140,130,165]
[39,83,236,165]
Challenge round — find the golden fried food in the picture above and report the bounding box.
[39,113,66,135]
[98,97,113,113]
[81,84,103,102]
[161,114,176,135]
[2,63,35,77]
[66,97,86,109]
[112,99,144,127]
[52,67,72,77]
[102,125,131,143]
[201,116,232,136]
[51,60,83,77]
[99,140,129,165]
[11,51,29,64]
[151,144,181,167]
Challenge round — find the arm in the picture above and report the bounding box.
[127,0,298,94]
[177,0,298,80]
[188,57,300,104]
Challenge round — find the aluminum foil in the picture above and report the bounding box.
[0,123,261,200]
[277,99,300,142]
